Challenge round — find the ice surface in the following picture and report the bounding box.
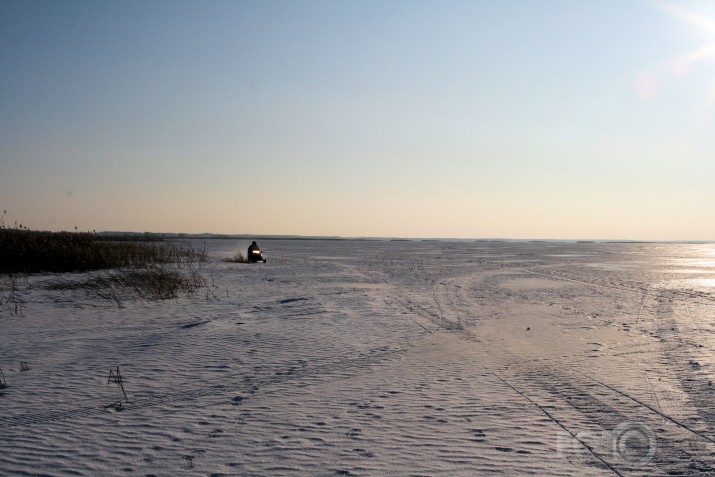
[1,240,715,476]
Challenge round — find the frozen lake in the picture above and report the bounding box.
[2,239,715,476]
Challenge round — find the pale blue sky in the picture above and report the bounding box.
[1,0,713,239]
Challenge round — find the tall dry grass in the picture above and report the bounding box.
[40,265,207,302]
[0,217,209,305]
[222,251,249,263]
[0,228,206,274]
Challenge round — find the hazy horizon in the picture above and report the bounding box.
[45,227,715,244]
[2,0,714,241]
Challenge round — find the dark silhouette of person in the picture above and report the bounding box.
[247,241,263,262]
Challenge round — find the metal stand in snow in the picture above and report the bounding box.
[0,368,6,389]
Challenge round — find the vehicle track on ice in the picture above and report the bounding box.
[512,266,715,308]
[384,268,715,476]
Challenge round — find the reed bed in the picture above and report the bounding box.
[222,251,249,263]
[40,265,207,302]
[0,228,206,274]
[1,224,209,305]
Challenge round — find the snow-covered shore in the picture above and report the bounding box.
[2,239,715,476]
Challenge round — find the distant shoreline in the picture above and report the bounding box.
[95,232,715,245]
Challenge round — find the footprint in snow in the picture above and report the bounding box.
[279,297,308,304]
[353,448,374,458]
[181,321,209,329]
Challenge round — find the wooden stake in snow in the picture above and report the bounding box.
[107,366,129,403]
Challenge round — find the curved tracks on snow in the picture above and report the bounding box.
[384,266,715,476]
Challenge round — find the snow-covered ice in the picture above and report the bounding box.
[2,239,715,476]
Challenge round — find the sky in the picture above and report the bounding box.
[1,0,714,240]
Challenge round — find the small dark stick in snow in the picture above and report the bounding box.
[107,366,129,403]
